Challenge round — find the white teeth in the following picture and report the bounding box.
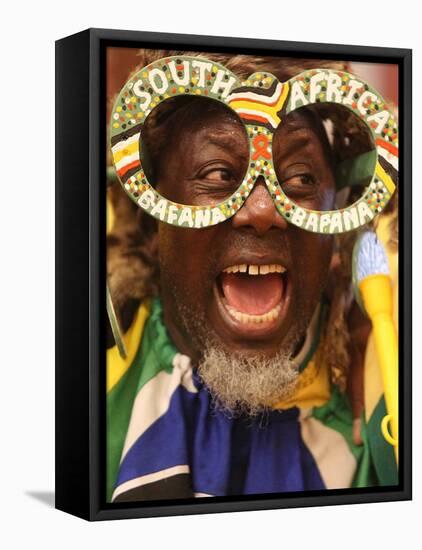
[226,303,282,324]
[222,263,286,275]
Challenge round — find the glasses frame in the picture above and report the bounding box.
[110,55,398,234]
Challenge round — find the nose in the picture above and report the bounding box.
[231,177,288,236]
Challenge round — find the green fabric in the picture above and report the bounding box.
[335,150,377,190]
[106,298,177,501]
[311,386,377,488]
[352,410,378,488]
[366,396,398,486]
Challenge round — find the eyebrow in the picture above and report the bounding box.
[204,129,247,153]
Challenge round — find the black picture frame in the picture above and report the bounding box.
[55,28,412,521]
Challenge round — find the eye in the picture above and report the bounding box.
[193,162,242,203]
[201,167,234,182]
[283,174,315,187]
[281,173,317,195]
[280,172,319,203]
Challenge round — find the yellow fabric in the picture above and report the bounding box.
[364,213,398,421]
[107,300,151,393]
[274,348,331,410]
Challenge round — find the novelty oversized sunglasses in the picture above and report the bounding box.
[110,56,398,234]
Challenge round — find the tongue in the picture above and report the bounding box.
[220,273,284,315]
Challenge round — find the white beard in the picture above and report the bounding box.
[196,340,300,417]
[162,280,320,417]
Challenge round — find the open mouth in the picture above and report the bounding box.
[213,262,290,338]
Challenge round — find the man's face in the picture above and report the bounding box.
[154,99,335,369]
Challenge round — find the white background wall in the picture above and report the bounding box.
[0,1,419,548]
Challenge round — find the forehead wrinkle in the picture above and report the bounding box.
[273,128,316,160]
[200,127,248,155]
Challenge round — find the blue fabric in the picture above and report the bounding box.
[116,371,325,496]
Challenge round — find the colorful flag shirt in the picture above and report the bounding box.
[106,297,397,503]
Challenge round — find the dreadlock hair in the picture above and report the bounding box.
[106,49,398,390]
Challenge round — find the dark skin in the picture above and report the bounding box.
[155,101,335,364]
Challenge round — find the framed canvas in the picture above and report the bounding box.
[55,28,412,521]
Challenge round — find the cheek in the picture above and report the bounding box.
[158,225,192,276]
[157,224,218,300]
[295,233,334,292]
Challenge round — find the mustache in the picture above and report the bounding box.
[227,229,290,253]
[210,229,293,274]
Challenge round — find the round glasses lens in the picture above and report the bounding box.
[141,96,249,207]
[273,103,377,212]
